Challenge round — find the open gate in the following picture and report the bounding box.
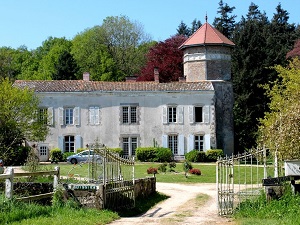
[217,148,272,215]
[88,144,135,210]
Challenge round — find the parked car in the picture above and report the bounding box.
[0,159,4,174]
[66,150,102,164]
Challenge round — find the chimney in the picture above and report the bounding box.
[154,67,159,83]
[83,72,90,81]
[125,76,137,82]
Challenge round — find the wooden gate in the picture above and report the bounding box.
[88,144,135,210]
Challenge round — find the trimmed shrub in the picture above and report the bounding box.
[185,150,206,162]
[62,152,74,162]
[136,147,156,162]
[155,147,172,162]
[108,147,123,156]
[50,148,63,163]
[189,168,201,175]
[206,149,224,162]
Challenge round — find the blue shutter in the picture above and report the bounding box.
[189,106,194,124]
[58,136,64,152]
[188,134,194,152]
[162,135,168,148]
[177,106,184,124]
[204,133,211,151]
[178,134,185,155]
[58,107,64,125]
[75,135,82,152]
[74,107,80,125]
[203,105,210,123]
[47,107,54,126]
[162,106,168,124]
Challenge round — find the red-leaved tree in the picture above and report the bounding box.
[137,35,187,82]
[286,39,300,59]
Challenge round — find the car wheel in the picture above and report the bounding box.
[70,158,77,164]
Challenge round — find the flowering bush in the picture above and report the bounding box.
[189,168,201,175]
[147,167,158,174]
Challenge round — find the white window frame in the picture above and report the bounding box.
[162,105,184,124]
[58,107,80,126]
[122,136,138,156]
[194,134,204,151]
[121,105,138,124]
[64,135,75,153]
[168,135,178,155]
[189,105,210,124]
[188,133,211,152]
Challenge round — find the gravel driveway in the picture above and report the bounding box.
[109,182,235,225]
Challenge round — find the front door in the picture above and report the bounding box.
[38,144,49,162]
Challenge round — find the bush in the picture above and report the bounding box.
[76,148,87,153]
[50,148,63,163]
[168,161,176,172]
[108,147,123,156]
[206,149,224,162]
[136,147,156,162]
[158,163,167,173]
[62,152,74,162]
[185,150,206,162]
[189,168,201,175]
[147,167,158,175]
[155,147,172,162]
[183,161,193,172]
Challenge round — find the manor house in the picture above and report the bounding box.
[14,22,235,161]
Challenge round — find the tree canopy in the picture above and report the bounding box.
[258,58,300,160]
[0,78,48,163]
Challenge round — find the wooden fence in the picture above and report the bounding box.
[0,166,60,201]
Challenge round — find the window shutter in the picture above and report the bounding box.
[188,106,194,124]
[74,107,80,125]
[188,134,195,152]
[58,136,64,152]
[177,106,184,124]
[58,107,64,125]
[162,135,168,148]
[203,105,210,123]
[47,107,54,126]
[178,134,185,155]
[89,107,94,125]
[95,107,100,125]
[162,106,168,124]
[75,135,82,151]
[204,133,211,151]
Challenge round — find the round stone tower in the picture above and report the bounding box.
[179,22,235,155]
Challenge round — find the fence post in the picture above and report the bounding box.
[5,167,14,199]
[53,166,60,190]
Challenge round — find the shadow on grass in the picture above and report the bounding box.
[117,192,169,217]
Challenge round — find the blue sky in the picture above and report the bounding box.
[0,0,299,50]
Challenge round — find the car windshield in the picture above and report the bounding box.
[80,151,94,156]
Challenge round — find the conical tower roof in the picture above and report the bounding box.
[179,22,235,49]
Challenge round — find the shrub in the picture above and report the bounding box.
[50,148,63,163]
[183,160,193,172]
[76,148,87,153]
[158,163,167,173]
[206,149,224,162]
[169,161,176,172]
[155,147,172,162]
[136,147,156,162]
[108,147,123,156]
[185,150,206,162]
[147,167,158,175]
[62,152,74,162]
[189,168,201,175]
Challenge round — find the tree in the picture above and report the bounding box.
[213,0,236,39]
[137,35,187,82]
[258,58,300,160]
[176,19,202,37]
[190,19,202,34]
[286,39,300,59]
[0,78,48,164]
[101,15,152,80]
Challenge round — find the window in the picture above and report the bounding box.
[39,146,47,156]
[168,135,178,155]
[89,107,100,125]
[64,135,75,152]
[162,105,184,124]
[189,105,209,124]
[122,137,138,156]
[65,108,74,125]
[168,107,177,123]
[122,106,137,124]
[195,107,203,123]
[194,135,204,151]
[38,108,48,125]
[59,107,80,126]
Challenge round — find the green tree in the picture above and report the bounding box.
[0,78,48,163]
[177,21,190,37]
[258,58,300,160]
[213,0,236,39]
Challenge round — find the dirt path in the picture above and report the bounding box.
[109,182,235,225]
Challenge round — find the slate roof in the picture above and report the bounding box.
[179,22,235,49]
[13,80,215,92]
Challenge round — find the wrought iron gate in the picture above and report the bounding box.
[89,144,135,210]
[217,148,275,215]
